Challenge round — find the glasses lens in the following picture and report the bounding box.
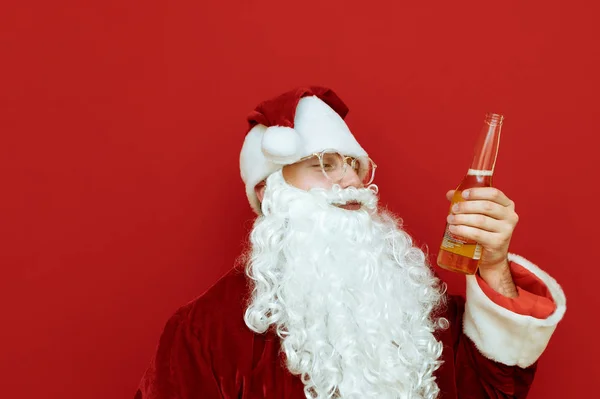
[319,151,376,186]
[320,152,345,183]
[354,156,375,185]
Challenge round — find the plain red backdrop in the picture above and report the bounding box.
[1,0,598,398]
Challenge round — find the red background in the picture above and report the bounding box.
[1,0,598,398]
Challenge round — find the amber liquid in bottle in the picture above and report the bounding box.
[437,113,504,275]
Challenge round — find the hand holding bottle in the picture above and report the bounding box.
[444,187,519,272]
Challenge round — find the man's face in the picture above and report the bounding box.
[281,155,364,210]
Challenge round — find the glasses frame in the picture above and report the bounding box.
[297,149,378,186]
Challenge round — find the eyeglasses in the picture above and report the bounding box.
[298,149,377,186]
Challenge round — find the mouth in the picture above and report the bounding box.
[335,200,362,211]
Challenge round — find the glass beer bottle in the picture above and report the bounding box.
[437,113,504,275]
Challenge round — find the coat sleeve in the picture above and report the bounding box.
[451,296,538,399]
[451,253,566,398]
[135,305,225,399]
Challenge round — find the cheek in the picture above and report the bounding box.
[301,177,332,190]
[283,167,332,191]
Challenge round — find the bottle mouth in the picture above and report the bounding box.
[485,113,504,126]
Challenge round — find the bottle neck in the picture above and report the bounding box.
[468,113,503,176]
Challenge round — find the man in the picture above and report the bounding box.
[136,87,565,398]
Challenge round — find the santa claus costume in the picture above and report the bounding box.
[135,87,565,399]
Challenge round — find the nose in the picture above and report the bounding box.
[338,167,363,189]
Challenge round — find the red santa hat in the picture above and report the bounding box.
[239,86,368,214]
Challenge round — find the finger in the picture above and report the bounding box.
[451,200,509,220]
[447,213,506,233]
[462,187,514,208]
[447,224,504,247]
[446,190,456,201]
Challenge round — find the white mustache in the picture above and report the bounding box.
[309,183,380,209]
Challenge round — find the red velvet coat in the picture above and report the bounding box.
[135,259,563,399]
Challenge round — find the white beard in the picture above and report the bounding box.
[244,170,447,399]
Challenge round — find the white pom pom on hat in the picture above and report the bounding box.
[239,86,368,214]
[261,126,302,164]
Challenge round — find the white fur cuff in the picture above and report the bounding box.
[463,253,566,368]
